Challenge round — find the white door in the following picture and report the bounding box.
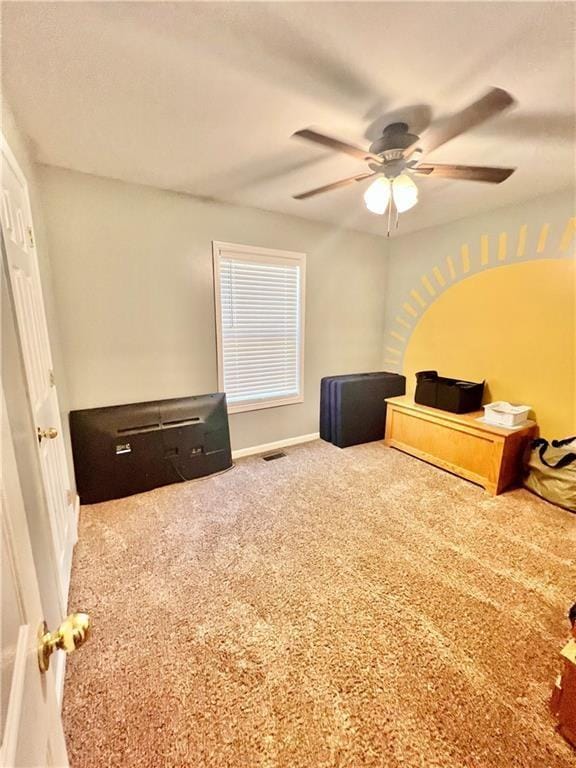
[1,135,77,614]
[1,387,69,768]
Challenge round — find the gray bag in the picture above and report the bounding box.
[524,437,576,512]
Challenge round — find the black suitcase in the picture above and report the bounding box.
[320,373,376,441]
[330,373,406,448]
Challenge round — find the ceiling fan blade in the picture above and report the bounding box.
[413,163,516,183]
[403,87,516,158]
[292,129,382,163]
[293,172,376,200]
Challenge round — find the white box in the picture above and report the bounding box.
[483,401,531,428]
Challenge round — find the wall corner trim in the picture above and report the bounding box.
[232,432,320,460]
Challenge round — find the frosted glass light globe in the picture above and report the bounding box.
[363,177,391,215]
[392,174,418,213]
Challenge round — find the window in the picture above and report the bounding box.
[213,241,306,413]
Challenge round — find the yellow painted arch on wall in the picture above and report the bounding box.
[403,258,576,438]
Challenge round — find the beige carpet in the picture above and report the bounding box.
[64,440,575,768]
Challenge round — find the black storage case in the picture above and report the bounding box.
[320,372,406,448]
[320,372,375,441]
[70,393,232,504]
[414,370,484,414]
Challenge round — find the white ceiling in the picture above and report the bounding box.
[2,1,575,236]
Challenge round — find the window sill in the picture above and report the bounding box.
[227,394,304,414]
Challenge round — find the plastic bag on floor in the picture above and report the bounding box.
[524,436,576,512]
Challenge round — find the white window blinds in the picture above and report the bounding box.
[213,243,306,413]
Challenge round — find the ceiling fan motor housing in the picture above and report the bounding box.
[369,123,420,154]
[369,122,421,176]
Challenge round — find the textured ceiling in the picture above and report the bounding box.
[2,1,575,236]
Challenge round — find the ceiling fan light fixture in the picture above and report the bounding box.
[363,177,391,215]
[392,174,418,213]
[292,87,517,214]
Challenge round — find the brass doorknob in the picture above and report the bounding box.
[38,612,91,673]
[37,427,58,442]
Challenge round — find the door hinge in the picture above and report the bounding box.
[27,227,35,249]
[49,369,55,387]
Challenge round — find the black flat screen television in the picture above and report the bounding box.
[70,393,232,504]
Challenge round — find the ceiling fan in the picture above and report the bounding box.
[291,87,517,234]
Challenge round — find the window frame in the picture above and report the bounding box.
[212,241,306,414]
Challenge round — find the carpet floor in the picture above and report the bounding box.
[63,440,575,768]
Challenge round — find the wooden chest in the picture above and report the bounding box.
[384,396,537,495]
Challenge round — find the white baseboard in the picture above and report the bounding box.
[232,432,320,460]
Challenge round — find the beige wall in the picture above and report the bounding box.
[39,165,389,451]
[18,131,573,454]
